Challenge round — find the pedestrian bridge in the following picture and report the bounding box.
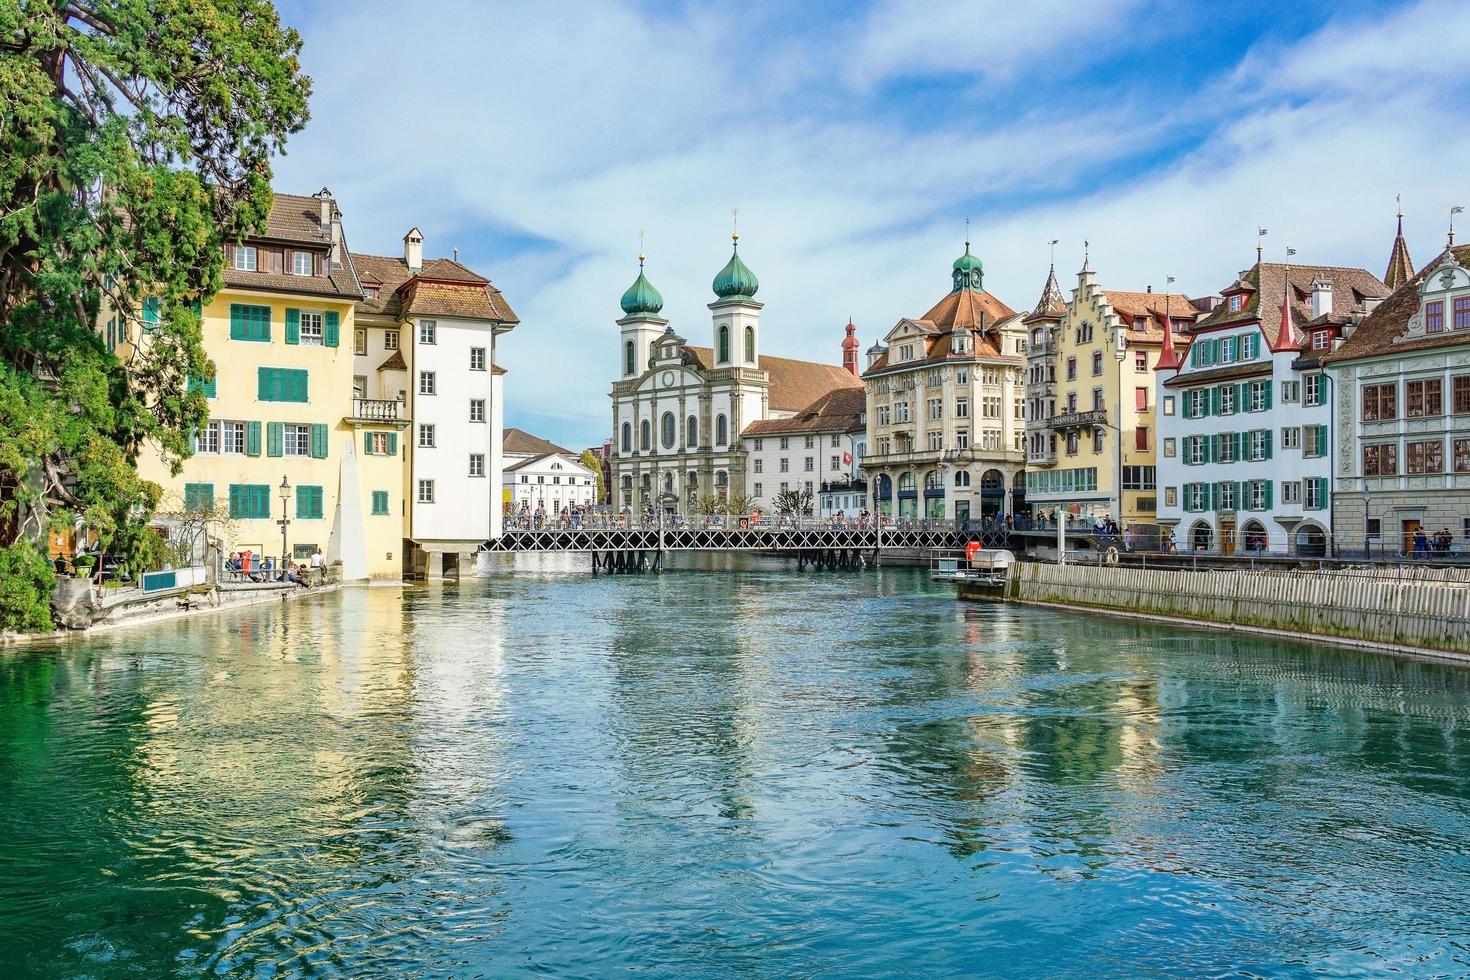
[482,522,996,571]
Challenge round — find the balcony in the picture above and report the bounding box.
[349,397,407,423]
[1045,409,1108,430]
[1028,447,1057,466]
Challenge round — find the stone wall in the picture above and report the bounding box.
[1010,561,1470,659]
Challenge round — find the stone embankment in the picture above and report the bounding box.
[1009,561,1470,663]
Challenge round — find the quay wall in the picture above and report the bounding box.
[1009,562,1470,661]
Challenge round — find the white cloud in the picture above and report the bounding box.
[272,0,1465,448]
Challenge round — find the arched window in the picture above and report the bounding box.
[954,470,971,488]
[716,470,728,486]
[664,472,674,492]
[649,339,658,362]
[621,474,632,489]
[661,412,675,449]
[744,325,755,362]
[925,470,942,490]
[715,413,728,446]
[898,472,916,492]
[625,340,635,376]
[718,325,730,363]
[686,414,698,447]
[640,419,650,451]
[621,421,631,452]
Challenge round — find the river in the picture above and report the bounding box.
[2,563,1469,977]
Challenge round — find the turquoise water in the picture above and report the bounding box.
[2,565,1469,977]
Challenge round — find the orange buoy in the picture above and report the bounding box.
[964,540,982,563]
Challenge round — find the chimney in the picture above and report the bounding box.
[329,205,342,268]
[317,187,331,228]
[403,227,423,273]
[1311,277,1333,319]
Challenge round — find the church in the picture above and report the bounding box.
[609,233,861,515]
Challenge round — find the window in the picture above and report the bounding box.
[1249,429,1270,461]
[754,459,764,474]
[419,371,436,396]
[956,367,968,384]
[1363,443,1398,476]
[1307,479,1326,510]
[779,458,789,473]
[1426,300,1444,333]
[1216,481,1237,510]
[1163,437,1176,458]
[470,347,487,371]
[298,310,324,346]
[418,423,436,448]
[283,423,311,457]
[754,482,763,497]
[718,325,730,363]
[1406,440,1444,474]
[625,340,636,376]
[831,455,841,469]
[804,436,814,449]
[184,483,214,512]
[470,399,486,422]
[1092,351,1103,375]
[620,422,632,453]
[640,420,650,451]
[1219,384,1237,415]
[1247,480,1268,511]
[928,398,942,420]
[1163,395,1175,416]
[1066,432,1079,456]
[1304,374,1324,407]
[1228,294,1242,312]
[745,325,755,362]
[1092,389,1105,413]
[895,402,910,423]
[233,246,258,271]
[227,484,271,519]
[1456,297,1470,331]
[469,453,486,477]
[1077,322,1094,344]
[1281,426,1301,450]
[956,431,969,450]
[831,434,841,448]
[1456,439,1470,473]
[1248,380,1268,412]
[296,485,324,520]
[1185,390,1207,418]
[688,416,698,447]
[384,330,399,351]
[1135,426,1148,451]
[1092,427,1105,452]
[1134,351,1148,372]
[417,479,435,503]
[1281,380,1299,403]
[1456,376,1470,415]
[716,414,728,445]
[1187,435,1205,465]
[1221,336,1237,363]
[1281,481,1301,505]
[1302,424,1328,458]
[229,303,271,342]
[1311,331,1330,351]
[779,436,790,450]
[1361,383,1396,421]
[927,433,942,451]
[292,250,313,276]
[257,367,308,403]
[1066,357,1077,381]
[365,431,395,456]
[1406,378,1443,418]
[804,457,814,472]
[194,421,220,454]
[419,320,437,344]
[983,396,1002,418]
[354,328,367,355]
[1135,387,1148,411]
[371,490,390,516]
[661,412,675,449]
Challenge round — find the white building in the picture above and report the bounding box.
[1156,260,1387,555]
[741,387,867,515]
[353,230,518,578]
[505,452,598,514]
[609,236,860,515]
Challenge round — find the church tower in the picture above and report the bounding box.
[709,230,761,368]
[618,252,667,379]
[1384,204,1414,291]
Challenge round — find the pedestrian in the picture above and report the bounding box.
[1413,528,1430,559]
[1123,526,1134,552]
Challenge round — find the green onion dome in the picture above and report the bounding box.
[620,257,664,317]
[712,238,759,299]
[953,242,982,275]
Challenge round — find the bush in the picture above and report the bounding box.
[0,542,55,633]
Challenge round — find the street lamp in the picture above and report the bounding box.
[1361,482,1371,560]
[278,474,291,578]
[1112,322,1127,529]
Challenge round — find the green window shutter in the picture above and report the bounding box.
[230,304,245,340]
[246,421,261,457]
[184,483,213,511]
[1206,482,1215,511]
[372,490,389,516]
[290,369,308,403]
[228,484,242,518]
[387,432,398,456]
[1236,431,1246,461]
[364,432,374,456]
[143,297,160,333]
[1202,435,1212,464]
[1236,383,1247,411]
[1263,429,1273,459]
[1210,387,1219,415]
[203,372,216,398]
[1263,481,1273,511]
[325,311,340,348]
[257,367,270,401]
[267,421,283,457]
[1263,381,1273,410]
[1316,425,1328,457]
[311,423,328,459]
[285,308,300,345]
[253,485,271,519]
[296,485,322,519]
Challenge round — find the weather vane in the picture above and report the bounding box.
[1256,227,1268,265]
[1451,205,1463,247]
[731,207,739,244]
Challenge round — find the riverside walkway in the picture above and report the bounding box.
[482,520,988,571]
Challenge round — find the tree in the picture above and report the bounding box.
[578,449,605,504]
[0,1,311,628]
[773,487,813,518]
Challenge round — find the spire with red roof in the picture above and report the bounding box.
[1273,274,1295,351]
[841,319,860,376]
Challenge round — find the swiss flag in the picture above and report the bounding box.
[842,451,853,466]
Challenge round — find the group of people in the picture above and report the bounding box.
[224,547,324,587]
[1409,527,1457,557]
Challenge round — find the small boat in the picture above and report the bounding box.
[930,546,1014,601]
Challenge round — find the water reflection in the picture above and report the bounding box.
[0,570,1469,976]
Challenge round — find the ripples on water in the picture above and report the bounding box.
[2,558,1470,977]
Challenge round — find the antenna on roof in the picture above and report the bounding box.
[1256,227,1268,265]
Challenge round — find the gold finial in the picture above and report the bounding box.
[638,228,646,267]
[731,207,740,244]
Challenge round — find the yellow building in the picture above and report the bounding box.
[1022,255,1199,526]
[134,190,401,578]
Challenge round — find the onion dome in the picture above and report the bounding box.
[712,235,759,299]
[953,241,983,274]
[951,240,983,292]
[620,255,663,317]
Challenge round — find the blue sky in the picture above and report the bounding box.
[270,0,1470,450]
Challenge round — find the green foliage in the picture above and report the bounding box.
[0,1,310,629]
[0,542,54,633]
[578,449,605,504]
[773,488,813,518]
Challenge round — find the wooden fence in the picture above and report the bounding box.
[1011,562,1470,658]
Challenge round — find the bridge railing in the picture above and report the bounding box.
[501,515,1007,534]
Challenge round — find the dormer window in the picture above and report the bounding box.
[292,251,313,276]
[363,285,379,299]
[1427,300,1444,333]
[1227,294,1243,313]
[233,245,257,272]
[1311,331,1330,351]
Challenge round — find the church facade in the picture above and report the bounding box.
[609,235,860,515]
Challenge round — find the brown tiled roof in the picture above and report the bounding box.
[257,192,336,243]
[1162,361,1273,388]
[1194,263,1388,345]
[1021,265,1067,323]
[377,350,406,371]
[503,428,570,456]
[1384,215,1415,290]
[682,346,861,413]
[741,386,866,436]
[863,282,1025,375]
[221,267,362,299]
[920,287,1015,332]
[1324,246,1470,363]
[352,252,520,323]
[1104,290,1201,342]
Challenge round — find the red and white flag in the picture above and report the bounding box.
[842,451,853,466]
